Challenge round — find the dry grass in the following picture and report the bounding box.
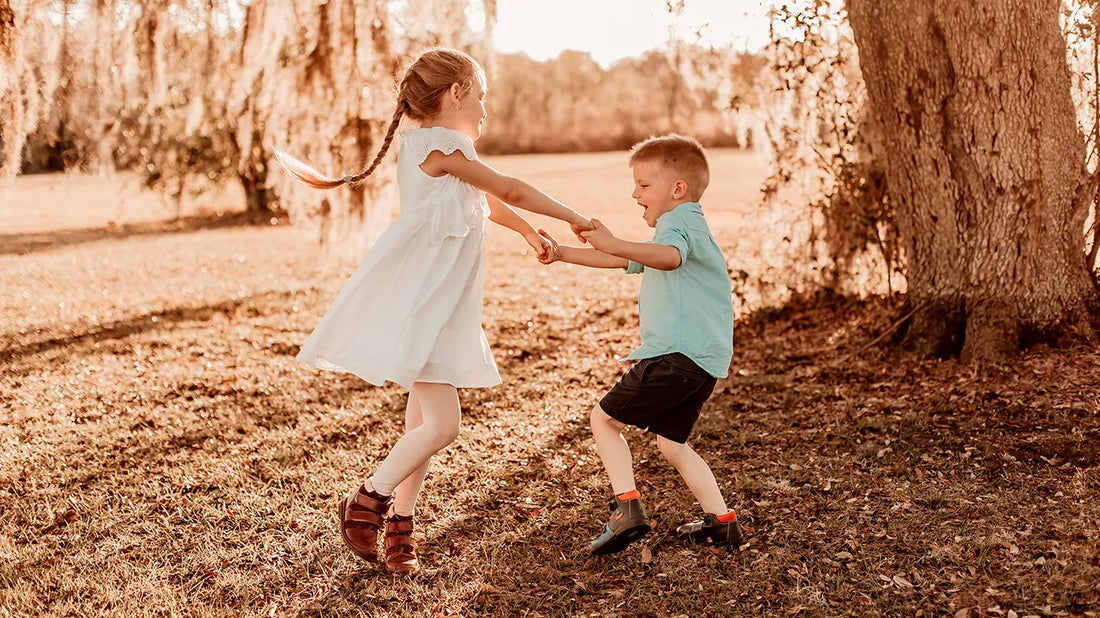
[2,150,1098,617]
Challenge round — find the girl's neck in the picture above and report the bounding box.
[419,114,459,132]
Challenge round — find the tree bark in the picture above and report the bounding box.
[0,0,22,181]
[846,0,1100,362]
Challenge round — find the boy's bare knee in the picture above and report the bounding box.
[590,404,608,428]
[657,436,686,464]
[590,405,625,432]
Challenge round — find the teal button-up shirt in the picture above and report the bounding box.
[624,202,734,378]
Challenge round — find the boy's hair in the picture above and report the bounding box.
[276,48,484,189]
[628,134,710,201]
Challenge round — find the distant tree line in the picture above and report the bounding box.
[480,48,766,154]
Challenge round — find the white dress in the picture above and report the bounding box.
[296,126,502,390]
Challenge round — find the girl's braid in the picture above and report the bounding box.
[346,93,408,185]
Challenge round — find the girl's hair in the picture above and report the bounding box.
[275,48,483,190]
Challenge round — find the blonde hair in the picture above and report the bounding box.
[628,134,710,201]
[275,48,484,190]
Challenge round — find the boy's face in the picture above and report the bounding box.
[631,160,687,228]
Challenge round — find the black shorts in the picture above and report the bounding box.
[599,353,718,444]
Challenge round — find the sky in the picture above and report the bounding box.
[492,0,773,67]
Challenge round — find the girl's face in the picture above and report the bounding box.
[454,75,488,140]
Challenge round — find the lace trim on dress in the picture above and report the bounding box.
[405,127,478,166]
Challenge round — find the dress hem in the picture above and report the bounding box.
[298,356,503,390]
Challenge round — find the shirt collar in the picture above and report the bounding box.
[656,201,702,224]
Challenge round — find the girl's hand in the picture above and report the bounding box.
[580,218,616,251]
[536,228,561,264]
[524,229,554,262]
[570,216,595,243]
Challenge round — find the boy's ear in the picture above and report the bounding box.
[673,179,688,199]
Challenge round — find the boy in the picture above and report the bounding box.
[541,134,742,555]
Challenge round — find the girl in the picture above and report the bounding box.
[275,48,591,574]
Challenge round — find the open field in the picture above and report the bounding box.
[2,150,1099,617]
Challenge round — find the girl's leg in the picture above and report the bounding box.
[656,435,728,514]
[392,391,430,517]
[590,405,637,495]
[367,382,461,496]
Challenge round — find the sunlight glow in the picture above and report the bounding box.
[493,0,772,67]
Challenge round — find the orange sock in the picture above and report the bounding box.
[616,489,641,501]
[715,510,737,523]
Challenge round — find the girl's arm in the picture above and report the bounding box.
[421,151,593,238]
[487,195,552,259]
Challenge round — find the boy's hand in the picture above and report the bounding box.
[570,216,595,243]
[579,218,616,251]
[535,228,561,264]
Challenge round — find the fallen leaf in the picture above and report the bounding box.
[893,575,913,588]
[641,546,653,564]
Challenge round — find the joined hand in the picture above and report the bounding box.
[579,218,615,251]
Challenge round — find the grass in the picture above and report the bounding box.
[1,150,1099,617]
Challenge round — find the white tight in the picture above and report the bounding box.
[367,382,461,516]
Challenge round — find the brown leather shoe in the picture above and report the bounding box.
[384,514,419,573]
[337,484,390,562]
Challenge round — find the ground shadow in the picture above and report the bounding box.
[0,211,285,257]
[0,290,302,366]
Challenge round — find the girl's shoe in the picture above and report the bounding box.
[675,513,744,547]
[337,484,391,562]
[589,496,651,555]
[384,513,419,573]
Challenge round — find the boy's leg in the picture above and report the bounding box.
[392,391,429,517]
[657,435,743,546]
[656,436,727,514]
[590,404,637,494]
[588,404,650,554]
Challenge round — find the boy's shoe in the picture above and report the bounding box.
[675,513,744,547]
[589,496,651,555]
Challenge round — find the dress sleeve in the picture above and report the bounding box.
[408,127,479,166]
[401,128,482,243]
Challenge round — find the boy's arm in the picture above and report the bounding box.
[537,228,627,268]
[582,219,682,271]
[556,245,630,269]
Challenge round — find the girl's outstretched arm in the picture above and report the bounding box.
[486,195,553,260]
[421,151,593,239]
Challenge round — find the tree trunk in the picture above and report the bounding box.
[0,0,21,181]
[846,0,1100,362]
[233,0,400,257]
